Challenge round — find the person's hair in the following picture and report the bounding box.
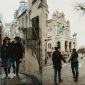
[3,37,10,45]
[3,39,6,45]
[55,47,60,50]
[14,36,20,42]
[72,48,76,52]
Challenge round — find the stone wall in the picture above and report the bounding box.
[24,48,39,73]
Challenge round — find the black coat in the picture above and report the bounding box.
[1,44,11,60]
[69,52,78,64]
[11,42,24,60]
[52,50,66,70]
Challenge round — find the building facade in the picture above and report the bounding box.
[27,0,49,70]
[47,11,77,56]
[14,0,28,39]
[13,0,43,73]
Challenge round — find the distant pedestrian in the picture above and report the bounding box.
[13,36,24,77]
[45,58,47,66]
[68,48,79,82]
[1,37,11,78]
[52,47,66,83]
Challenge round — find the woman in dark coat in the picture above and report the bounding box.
[1,37,11,78]
[68,48,79,82]
[52,47,66,83]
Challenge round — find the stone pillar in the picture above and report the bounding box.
[67,42,69,52]
[61,40,65,52]
[72,42,74,49]
[39,10,47,61]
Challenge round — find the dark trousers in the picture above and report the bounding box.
[7,57,16,73]
[2,58,9,77]
[16,60,20,76]
[71,63,79,80]
[4,68,8,77]
[54,69,61,81]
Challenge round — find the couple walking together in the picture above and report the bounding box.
[52,47,79,83]
[0,36,24,78]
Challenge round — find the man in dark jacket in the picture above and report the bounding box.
[52,47,66,83]
[13,37,24,77]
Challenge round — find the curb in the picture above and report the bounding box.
[21,73,42,85]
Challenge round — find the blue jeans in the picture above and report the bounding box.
[7,57,16,68]
[71,62,79,80]
[2,58,9,68]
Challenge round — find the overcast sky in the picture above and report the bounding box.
[0,0,22,23]
[47,0,85,48]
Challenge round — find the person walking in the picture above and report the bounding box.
[13,36,24,77]
[8,41,16,75]
[1,37,11,78]
[52,47,66,83]
[45,57,47,66]
[68,48,79,82]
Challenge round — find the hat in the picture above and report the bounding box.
[4,37,10,40]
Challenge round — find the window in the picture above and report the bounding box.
[22,18,24,27]
[25,15,28,28]
[48,43,51,48]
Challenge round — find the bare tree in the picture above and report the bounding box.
[75,2,85,15]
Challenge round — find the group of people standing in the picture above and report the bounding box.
[0,36,24,78]
[52,47,79,83]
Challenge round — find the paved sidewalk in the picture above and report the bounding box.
[42,57,85,85]
[0,73,41,85]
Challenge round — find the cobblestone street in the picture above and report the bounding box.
[42,56,85,85]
